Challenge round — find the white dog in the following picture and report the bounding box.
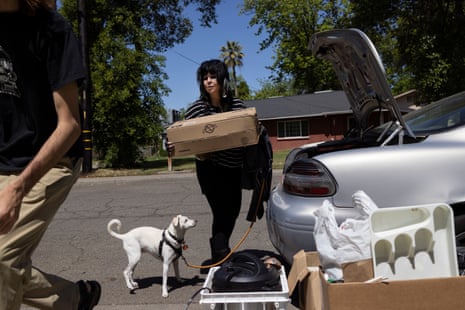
[107,215,197,298]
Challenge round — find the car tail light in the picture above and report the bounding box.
[283,159,336,197]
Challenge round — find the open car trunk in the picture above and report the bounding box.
[309,28,414,140]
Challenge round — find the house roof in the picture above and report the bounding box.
[244,90,352,120]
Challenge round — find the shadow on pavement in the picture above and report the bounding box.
[131,275,204,295]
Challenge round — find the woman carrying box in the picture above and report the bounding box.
[168,59,246,265]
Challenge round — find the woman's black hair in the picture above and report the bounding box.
[197,59,233,104]
[20,0,52,15]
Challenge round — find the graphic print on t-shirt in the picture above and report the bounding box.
[0,45,20,98]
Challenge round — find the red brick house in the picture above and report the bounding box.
[245,90,416,151]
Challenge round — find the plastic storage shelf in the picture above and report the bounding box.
[370,203,458,280]
[199,266,290,310]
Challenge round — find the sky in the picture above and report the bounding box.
[162,1,274,112]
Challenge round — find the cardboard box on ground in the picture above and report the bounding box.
[288,250,465,310]
[166,108,259,157]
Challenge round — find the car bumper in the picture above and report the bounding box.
[266,184,359,264]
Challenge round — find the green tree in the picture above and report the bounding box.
[235,76,251,99]
[252,79,294,100]
[220,41,245,97]
[241,0,351,95]
[350,0,465,102]
[60,0,220,167]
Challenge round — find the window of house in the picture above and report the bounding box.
[277,120,309,138]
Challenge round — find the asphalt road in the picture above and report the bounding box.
[21,170,296,309]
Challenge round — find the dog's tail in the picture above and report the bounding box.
[107,219,124,239]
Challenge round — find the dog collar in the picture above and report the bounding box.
[158,229,183,258]
[167,230,184,244]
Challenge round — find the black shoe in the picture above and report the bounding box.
[200,258,213,274]
[210,233,231,264]
[77,280,101,310]
[213,248,231,264]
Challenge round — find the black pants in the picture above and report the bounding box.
[195,159,242,242]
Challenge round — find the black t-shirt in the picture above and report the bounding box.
[0,8,85,171]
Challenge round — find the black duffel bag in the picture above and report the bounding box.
[212,251,282,292]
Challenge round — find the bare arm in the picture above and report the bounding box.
[0,81,81,234]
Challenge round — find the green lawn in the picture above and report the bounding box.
[84,149,290,178]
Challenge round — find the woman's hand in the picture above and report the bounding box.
[166,141,175,157]
[196,153,212,161]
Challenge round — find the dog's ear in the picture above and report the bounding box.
[173,215,180,227]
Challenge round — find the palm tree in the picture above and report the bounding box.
[220,41,244,97]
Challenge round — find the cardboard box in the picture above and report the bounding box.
[166,108,259,157]
[288,250,465,310]
[341,258,373,283]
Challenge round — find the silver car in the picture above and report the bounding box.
[266,28,465,265]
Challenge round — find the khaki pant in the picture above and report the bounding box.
[0,158,82,310]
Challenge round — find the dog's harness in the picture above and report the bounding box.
[158,229,184,259]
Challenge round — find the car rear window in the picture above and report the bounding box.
[405,91,465,135]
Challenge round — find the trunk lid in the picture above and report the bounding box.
[310,28,414,137]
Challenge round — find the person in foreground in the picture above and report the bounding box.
[168,59,246,265]
[0,0,100,309]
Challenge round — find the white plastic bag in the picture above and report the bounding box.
[313,190,378,280]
